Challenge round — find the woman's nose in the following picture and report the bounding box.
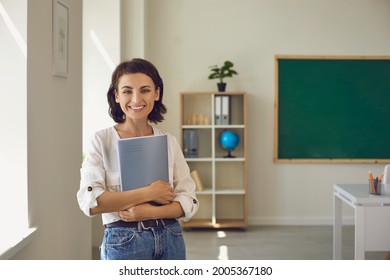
[131,91,141,103]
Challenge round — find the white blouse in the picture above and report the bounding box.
[77,126,199,225]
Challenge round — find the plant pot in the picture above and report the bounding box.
[217,82,226,92]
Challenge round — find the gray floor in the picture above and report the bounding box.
[92,225,388,260]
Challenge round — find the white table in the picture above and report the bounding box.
[333,184,390,259]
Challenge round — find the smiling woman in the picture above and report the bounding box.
[77,58,199,260]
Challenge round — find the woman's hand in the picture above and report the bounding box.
[119,201,184,222]
[147,180,174,204]
[119,203,153,222]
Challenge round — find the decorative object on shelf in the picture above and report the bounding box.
[186,113,209,125]
[219,130,240,158]
[208,60,238,92]
[183,129,199,158]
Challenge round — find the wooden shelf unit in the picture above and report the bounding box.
[180,92,247,229]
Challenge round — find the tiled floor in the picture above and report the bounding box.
[92,225,388,260]
[183,225,387,260]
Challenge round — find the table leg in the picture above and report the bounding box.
[354,206,365,260]
[333,193,342,259]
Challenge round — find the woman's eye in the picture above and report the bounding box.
[141,89,151,94]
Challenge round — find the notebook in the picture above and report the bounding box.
[117,134,169,191]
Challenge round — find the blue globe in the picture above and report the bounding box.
[219,130,240,157]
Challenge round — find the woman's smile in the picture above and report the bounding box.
[129,104,146,111]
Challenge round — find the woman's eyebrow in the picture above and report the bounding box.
[120,85,151,89]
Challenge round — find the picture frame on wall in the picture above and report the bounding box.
[52,0,68,78]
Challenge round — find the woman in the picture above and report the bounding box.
[77,58,199,260]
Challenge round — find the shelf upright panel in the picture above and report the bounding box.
[211,93,217,225]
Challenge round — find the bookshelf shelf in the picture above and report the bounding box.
[195,189,213,195]
[214,157,245,162]
[215,125,245,129]
[185,158,213,162]
[180,92,247,229]
[182,125,213,129]
[215,189,245,195]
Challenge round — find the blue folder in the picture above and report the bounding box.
[117,134,169,191]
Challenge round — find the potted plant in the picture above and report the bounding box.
[208,60,238,92]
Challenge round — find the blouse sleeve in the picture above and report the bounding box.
[171,136,199,222]
[77,134,106,217]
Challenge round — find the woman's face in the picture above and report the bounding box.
[115,73,160,123]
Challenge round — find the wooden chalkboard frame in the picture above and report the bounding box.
[274,55,390,163]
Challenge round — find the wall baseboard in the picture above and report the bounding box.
[248,217,354,226]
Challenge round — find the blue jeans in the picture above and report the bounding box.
[100,221,186,260]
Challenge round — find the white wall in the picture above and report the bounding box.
[121,0,146,59]
[83,0,121,249]
[144,0,390,224]
[0,0,28,238]
[12,0,87,259]
[82,0,119,152]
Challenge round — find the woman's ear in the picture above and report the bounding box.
[114,89,120,103]
[155,88,160,101]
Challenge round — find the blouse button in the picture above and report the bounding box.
[87,186,93,192]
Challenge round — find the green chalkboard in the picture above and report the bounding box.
[275,56,390,163]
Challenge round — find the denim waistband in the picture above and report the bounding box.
[104,219,177,230]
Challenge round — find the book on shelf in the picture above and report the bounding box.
[221,95,231,125]
[117,134,169,192]
[215,95,231,125]
[190,169,204,191]
[215,95,222,125]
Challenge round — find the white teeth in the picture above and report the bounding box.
[130,105,144,110]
